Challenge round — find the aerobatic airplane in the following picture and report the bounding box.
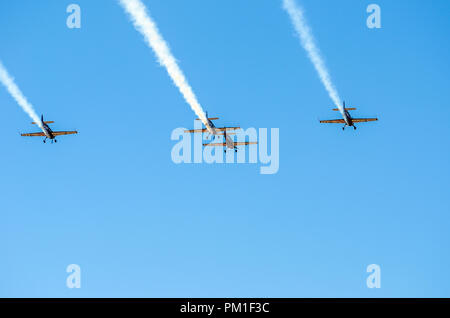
[320,101,378,130]
[21,115,78,143]
[184,112,257,152]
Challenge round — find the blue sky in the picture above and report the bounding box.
[1,0,449,297]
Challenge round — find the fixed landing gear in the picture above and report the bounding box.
[342,125,357,131]
[43,138,58,143]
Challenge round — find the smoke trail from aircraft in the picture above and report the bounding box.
[282,0,343,114]
[0,61,42,128]
[119,0,208,125]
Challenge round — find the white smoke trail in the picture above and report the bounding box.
[0,61,43,128]
[119,0,209,125]
[282,0,343,114]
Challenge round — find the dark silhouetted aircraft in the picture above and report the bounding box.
[184,112,257,152]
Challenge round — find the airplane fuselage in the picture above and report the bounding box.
[205,119,217,136]
[207,120,236,150]
[224,133,235,149]
[42,123,54,139]
[343,110,354,127]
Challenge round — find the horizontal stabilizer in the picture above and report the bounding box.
[195,117,219,121]
[332,108,356,111]
[32,121,54,125]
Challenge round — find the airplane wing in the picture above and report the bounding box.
[214,127,241,132]
[202,142,257,147]
[319,119,346,124]
[52,131,78,136]
[352,118,378,123]
[203,142,226,147]
[233,142,258,146]
[184,128,208,133]
[21,132,46,137]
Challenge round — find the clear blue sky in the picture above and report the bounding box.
[1,0,449,297]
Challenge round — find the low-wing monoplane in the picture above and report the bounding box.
[184,112,257,152]
[320,101,378,130]
[21,115,78,143]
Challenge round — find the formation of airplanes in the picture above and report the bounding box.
[20,115,77,143]
[184,112,257,152]
[19,102,378,145]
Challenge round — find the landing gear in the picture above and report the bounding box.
[235,149,237,153]
[342,126,345,131]
[353,126,357,130]
[43,138,46,143]
[55,139,57,143]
